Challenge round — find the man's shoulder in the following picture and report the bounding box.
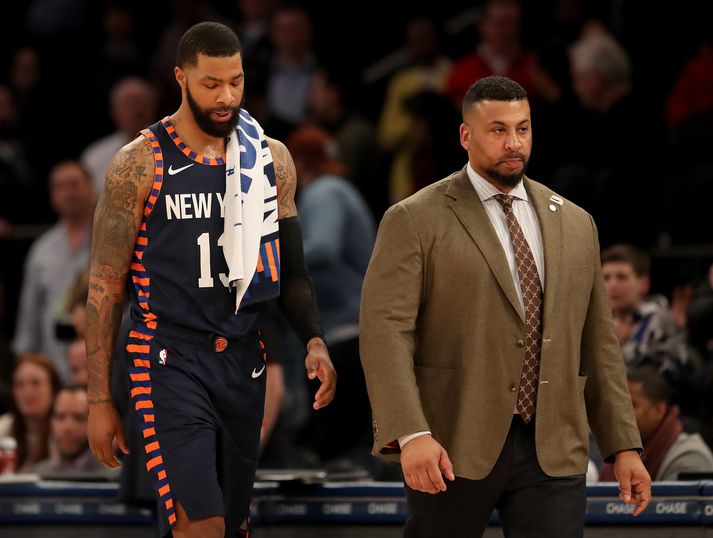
[396,173,459,212]
[81,132,127,161]
[29,224,65,257]
[672,432,713,456]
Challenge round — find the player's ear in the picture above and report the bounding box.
[174,67,186,89]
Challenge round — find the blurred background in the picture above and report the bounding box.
[2,0,713,533]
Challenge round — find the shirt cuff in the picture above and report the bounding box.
[398,431,431,448]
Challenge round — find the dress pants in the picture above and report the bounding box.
[404,415,586,538]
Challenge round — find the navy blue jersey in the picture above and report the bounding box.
[127,117,280,337]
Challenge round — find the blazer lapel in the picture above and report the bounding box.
[446,169,525,324]
[525,178,562,335]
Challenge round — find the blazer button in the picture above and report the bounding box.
[510,383,517,392]
[516,339,525,348]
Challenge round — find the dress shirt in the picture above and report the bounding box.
[466,163,545,310]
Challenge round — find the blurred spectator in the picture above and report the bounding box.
[556,30,662,247]
[666,33,713,130]
[151,0,233,113]
[0,354,61,473]
[90,3,146,127]
[13,161,95,383]
[287,125,375,462]
[236,0,277,124]
[444,0,536,107]
[600,367,713,481]
[237,0,276,59]
[687,264,713,359]
[81,77,157,194]
[403,90,464,193]
[8,46,47,170]
[601,244,689,375]
[0,84,34,229]
[377,16,452,203]
[64,268,89,387]
[309,66,384,216]
[265,5,318,138]
[35,386,115,477]
[25,0,88,37]
[9,46,42,112]
[66,339,88,388]
[0,280,14,414]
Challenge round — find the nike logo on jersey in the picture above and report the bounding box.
[252,364,266,378]
[168,163,195,175]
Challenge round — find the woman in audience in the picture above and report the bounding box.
[0,354,62,472]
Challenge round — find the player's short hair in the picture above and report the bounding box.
[177,22,242,68]
[462,76,527,117]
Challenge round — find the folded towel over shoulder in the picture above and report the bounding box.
[223,110,280,312]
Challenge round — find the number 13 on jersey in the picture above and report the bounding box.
[196,232,230,288]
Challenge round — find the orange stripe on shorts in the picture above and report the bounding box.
[145,441,160,453]
[131,386,152,397]
[129,331,153,341]
[146,455,163,470]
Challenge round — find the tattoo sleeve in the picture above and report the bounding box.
[86,137,153,400]
[267,137,298,219]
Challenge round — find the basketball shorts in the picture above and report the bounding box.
[124,320,267,537]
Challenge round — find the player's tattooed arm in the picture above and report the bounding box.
[86,136,154,402]
[267,137,298,219]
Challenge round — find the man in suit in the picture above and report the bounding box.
[359,75,651,537]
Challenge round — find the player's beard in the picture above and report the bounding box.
[186,84,240,138]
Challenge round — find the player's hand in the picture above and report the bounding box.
[304,337,336,410]
[88,400,129,468]
[614,450,651,516]
[401,434,455,494]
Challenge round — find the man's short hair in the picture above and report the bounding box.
[177,22,242,68]
[462,75,527,117]
[601,243,650,277]
[51,159,92,184]
[627,366,673,405]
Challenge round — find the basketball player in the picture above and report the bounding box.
[85,22,336,538]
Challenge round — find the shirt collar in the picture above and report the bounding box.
[466,163,528,202]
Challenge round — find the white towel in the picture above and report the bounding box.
[223,110,276,312]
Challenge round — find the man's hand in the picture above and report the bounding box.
[88,401,129,468]
[305,337,336,409]
[401,434,455,494]
[614,450,651,516]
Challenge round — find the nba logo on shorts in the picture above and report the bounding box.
[159,349,167,365]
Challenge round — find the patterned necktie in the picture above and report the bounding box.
[495,194,543,423]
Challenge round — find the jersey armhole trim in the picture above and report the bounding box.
[140,128,165,219]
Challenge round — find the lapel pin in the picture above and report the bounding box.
[549,204,557,212]
[549,194,564,206]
